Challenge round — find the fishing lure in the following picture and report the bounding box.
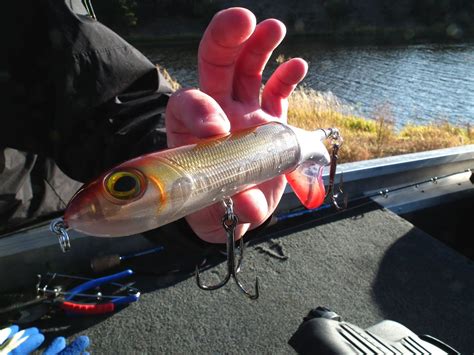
[53,121,342,299]
[62,121,337,238]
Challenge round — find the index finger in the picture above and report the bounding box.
[198,8,256,100]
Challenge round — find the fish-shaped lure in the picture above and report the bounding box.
[64,122,334,237]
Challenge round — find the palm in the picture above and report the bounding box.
[166,8,307,243]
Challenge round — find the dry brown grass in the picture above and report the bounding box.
[288,87,474,163]
[157,65,182,91]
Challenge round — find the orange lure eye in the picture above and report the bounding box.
[104,169,146,202]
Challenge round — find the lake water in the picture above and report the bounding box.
[140,40,474,128]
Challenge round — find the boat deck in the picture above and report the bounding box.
[1,145,473,353]
[25,203,474,353]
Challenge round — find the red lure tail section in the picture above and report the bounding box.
[285,161,326,209]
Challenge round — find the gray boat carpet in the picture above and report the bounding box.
[35,205,474,354]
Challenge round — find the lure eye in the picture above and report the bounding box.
[105,170,146,201]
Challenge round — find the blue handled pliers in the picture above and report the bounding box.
[1,269,140,323]
[59,269,140,315]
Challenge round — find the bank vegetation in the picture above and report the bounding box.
[98,0,474,44]
[162,67,473,164]
[288,87,473,163]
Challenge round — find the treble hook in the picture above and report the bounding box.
[196,198,259,300]
[324,129,347,210]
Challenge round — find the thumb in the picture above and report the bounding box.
[165,88,230,148]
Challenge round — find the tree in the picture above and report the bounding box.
[94,0,138,34]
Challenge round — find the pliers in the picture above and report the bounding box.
[56,269,140,315]
[0,269,140,323]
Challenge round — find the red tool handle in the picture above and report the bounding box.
[60,301,115,314]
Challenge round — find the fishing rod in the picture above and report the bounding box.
[271,167,473,232]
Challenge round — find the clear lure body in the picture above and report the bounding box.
[64,122,331,237]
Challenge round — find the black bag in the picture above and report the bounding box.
[1,0,172,232]
[4,0,172,181]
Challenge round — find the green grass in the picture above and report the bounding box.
[288,87,474,163]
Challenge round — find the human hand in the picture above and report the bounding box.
[165,7,307,243]
[0,325,44,354]
[42,335,90,355]
[0,324,89,354]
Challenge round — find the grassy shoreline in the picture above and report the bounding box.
[288,87,473,163]
[127,25,474,48]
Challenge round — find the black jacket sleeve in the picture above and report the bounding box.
[4,0,172,182]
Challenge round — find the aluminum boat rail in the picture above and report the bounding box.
[279,144,474,214]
